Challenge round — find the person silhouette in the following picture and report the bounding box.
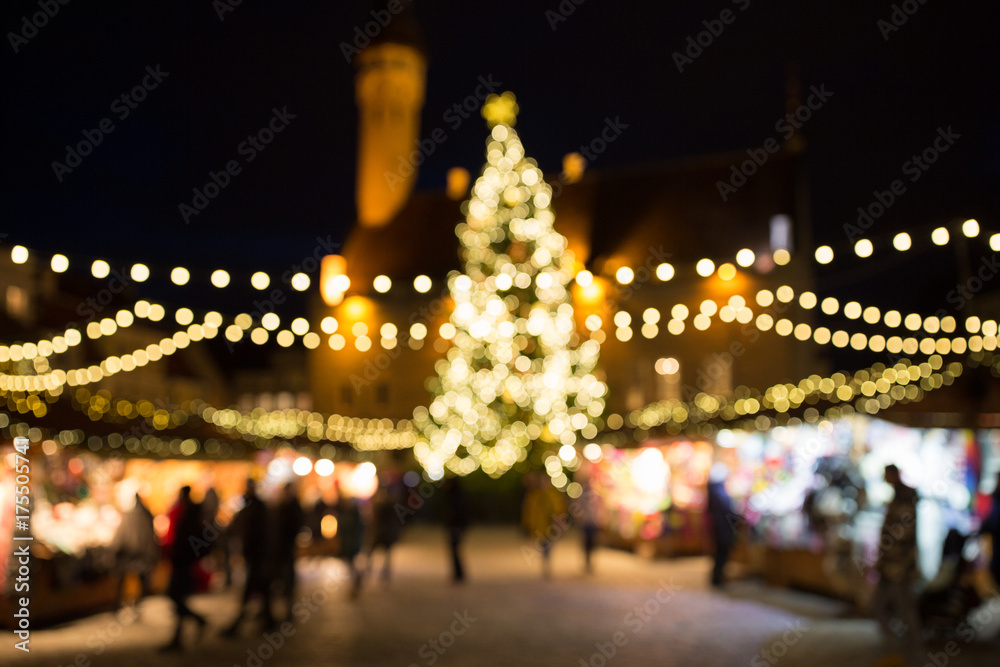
[161,486,208,652]
[870,464,922,665]
[111,492,159,616]
[274,482,304,620]
[443,477,470,583]
[706,462,735,588]
[222,479,276,635]
[366,472,404,582]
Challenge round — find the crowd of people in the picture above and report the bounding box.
[104,462,1000,657]
[108,473,407,652]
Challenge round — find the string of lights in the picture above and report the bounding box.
[4,216,989,299]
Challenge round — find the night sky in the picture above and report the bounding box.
[3,0,998,307]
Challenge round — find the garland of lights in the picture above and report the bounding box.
[3,216,988,300]
[623,356,961,431]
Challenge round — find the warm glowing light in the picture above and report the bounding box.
[321,515,338,538]
[171,267,190,285]
[931,227,949,245]
[211,270,230,288]
[696,259,715,277]
[315,459,335,477]
[344,296,368,320]
[320,255,348,306]
[414,275,432,293]
[131,264,150,282]
[962,219,979,237]
[292,456,313,476]
[735,249,755,267]
[631,448,668,496]
[291,273,310,291]
[50,254,69,272]
[11,246,29,264]
[575,270,593,287]
[373,275,392,293]
[893,233,911,251]
[656,263,674,281]
[251,272,270,290]
[92,260,110,278]
[773,248,791,265]
[854,239,873,257]
[717,263,736,281]
[615,267,634,285]
[814,246,834,264]
[654,357,679,375]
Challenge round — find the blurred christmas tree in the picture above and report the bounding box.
[413,92,607,483]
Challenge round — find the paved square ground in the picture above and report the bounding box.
[3,526,998,666]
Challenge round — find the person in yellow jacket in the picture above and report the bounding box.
[521,472,568,578]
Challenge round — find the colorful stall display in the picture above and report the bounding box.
[578,415,1000,595]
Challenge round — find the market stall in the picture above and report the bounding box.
[0,438,386,627]
[577,415,1000,601]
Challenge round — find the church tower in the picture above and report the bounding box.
[353,3,426,227]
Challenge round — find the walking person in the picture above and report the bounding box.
[161,486,208,652]
[577,479,600,574]
[706,462,736,588]
[275,482,304,621]
[366,474,404,582]
[870,464,923,666]
[111,492,160,618]
[222,479,276,635]
[336,484,365,598]
[521,472,567,578]
[443,477,470,584]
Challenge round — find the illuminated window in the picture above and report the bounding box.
[769,214,793,252]
[5,285,29,321]
[655,358,682,401]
